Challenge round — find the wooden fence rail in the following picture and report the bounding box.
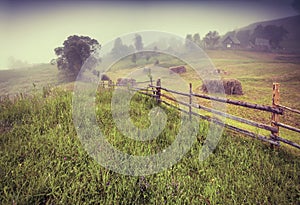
[278,104,300,115]
[149,85,284,114]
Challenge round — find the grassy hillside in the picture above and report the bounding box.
[0,64,58,96]
[1,88,299,204]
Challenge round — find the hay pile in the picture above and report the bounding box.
[116,78,136,86]
[202,79,243,95]
[169,65,186,74]
[101,74,110,81]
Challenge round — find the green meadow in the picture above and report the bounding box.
[1,50,300,204]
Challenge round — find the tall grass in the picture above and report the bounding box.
[0,87,299,204]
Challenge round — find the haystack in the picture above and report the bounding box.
[101,74,110,81]
[169,65,186,74]
[116,78,136,86]
[202,79,243,95]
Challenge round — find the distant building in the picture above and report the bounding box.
[222,36,241,49]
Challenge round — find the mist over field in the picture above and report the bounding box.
[0,0,298,69]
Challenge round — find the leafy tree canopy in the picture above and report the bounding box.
[134,34,144,51]
[54,35,100,80]
[111,37,134,59]
[203,31,220,49]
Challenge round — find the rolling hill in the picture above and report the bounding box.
[223,15,300,51]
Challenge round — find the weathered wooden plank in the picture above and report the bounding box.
[271,134,300,149]
[156,79,161,104]
[273,121,300,134]
[278,104,300,115]
[271,83,280,144]
[149,85,190,97]
[192,92,283,115]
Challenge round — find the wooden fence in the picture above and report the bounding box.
[1,79,299,149]
[132,79,300,150]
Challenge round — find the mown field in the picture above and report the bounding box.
[0,50,300,204]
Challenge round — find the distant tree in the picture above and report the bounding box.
[50,59,57,65]
[111,37,132,59]
[152,46,159,56]
[250,24,264,41]
[292,0,300,13]
[265,25,288,49]
[128,45,135,52]
[131,53,137,64]
[193,33,201,47]
[185,34,194,50]
[236,30,251,47]
[54,35,100,80]
[168,37,183,51]
[203,31,220,49]
[145,53,151,62]
[111,37,123,57]
[134,34,144,51]
[251,25,288,49]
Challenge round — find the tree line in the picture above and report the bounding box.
[53,24,288,80]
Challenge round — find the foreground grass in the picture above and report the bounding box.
[0,88,299,204]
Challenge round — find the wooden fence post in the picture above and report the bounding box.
[150,76,153,95]
[156,79,161,104]
[150,76,153,87]
[271,83,280,146]
[189,83,192,121]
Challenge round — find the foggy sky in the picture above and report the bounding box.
[0,0,298,69]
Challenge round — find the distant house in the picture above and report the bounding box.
[251,38,271,51]
[222,36,241,49]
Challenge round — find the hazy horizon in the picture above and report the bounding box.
[0,0,298,70]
